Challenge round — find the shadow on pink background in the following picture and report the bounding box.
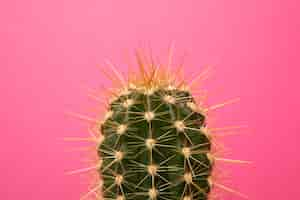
[1,0,299,199]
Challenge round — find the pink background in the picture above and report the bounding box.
[1,0,299,199]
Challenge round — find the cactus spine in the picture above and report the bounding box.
[98,56,214,200]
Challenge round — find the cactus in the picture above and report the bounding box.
[66,49,250,200]
[98,53,214,200]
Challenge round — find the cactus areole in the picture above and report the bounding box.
[98,65,214,200]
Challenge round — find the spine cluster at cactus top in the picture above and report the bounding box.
[98,85,214,200]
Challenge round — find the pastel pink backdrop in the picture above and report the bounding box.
[1,0,299,199]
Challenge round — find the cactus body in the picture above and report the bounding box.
[67,50,249,200]
[99,86,213,200]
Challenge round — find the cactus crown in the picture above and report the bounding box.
[98,53,214,200]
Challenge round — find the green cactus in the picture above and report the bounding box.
[65,49,250,200]
[98,85,213,200]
